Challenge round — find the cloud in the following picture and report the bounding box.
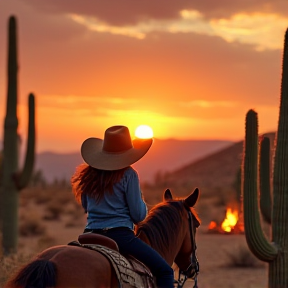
[210,12,288,51]
[68,10,288,51]
[68,14,147,40]
[0,0,285,152]
[19,0,288,26]
[179,100,237,108]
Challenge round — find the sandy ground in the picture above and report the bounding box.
[190,226,267,288]
[12,218,268,288]
[2,198,268,288]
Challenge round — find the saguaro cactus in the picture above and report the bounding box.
[259,136,272,224]
[0,16,36,254]
[242,29,288,288]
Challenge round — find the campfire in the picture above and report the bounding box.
[208,207,244,234]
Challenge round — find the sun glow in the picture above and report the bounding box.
[135,125,154,139]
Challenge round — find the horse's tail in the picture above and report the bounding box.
[5,259,57,288]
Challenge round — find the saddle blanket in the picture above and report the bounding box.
[68,241,156,288]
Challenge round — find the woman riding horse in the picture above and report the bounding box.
[71,125,174,288]
[5,126,201,288]
[5,189,200,288]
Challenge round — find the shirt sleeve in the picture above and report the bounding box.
[81,193,88,213]
[125,170,148,224]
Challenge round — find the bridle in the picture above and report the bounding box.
[174,202,199,288]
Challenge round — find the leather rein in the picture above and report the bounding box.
[174,202,199,288]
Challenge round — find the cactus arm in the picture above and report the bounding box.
[1,16,36,254]
[264,28,288,287]
[16,93,35,189]
[6,16,17,123]
[259,137,272,224]
[243,110,278,262]
[272,28,288,260]
[1,15,19,254]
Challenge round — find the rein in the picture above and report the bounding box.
[174,202,199,288]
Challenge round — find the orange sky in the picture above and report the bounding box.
[0,1,287,153]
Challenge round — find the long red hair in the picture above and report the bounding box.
[71,164,130,203]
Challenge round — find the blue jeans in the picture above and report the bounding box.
[84,228,174,288]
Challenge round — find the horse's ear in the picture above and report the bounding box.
[164,189,173,201]
[183,188,199,207]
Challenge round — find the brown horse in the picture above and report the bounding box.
[5,188,200,288]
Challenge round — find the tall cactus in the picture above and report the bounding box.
[259,136,272,224]
[0,16,36,254]
[242,28,288,288]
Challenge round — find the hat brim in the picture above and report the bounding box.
[81,137,153,170]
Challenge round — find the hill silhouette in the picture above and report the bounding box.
[156,132,276,197]
[34,138,232,183]
[34,132,275,191]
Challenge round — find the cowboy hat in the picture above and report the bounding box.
[81,125,153,170]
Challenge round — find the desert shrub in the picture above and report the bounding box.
[37,235,56,251]
[64,201,81,215]
[224,244,264,268]
[19,212,46,236]
[21,187,52,204]
[57,191,73,205]
[65,218,83,228]
[21,183,74,206]
[43,200,63,220]
[0,252,32,286]
[211,187,236,208]
[30,169,47,188]
[64,202,85,227]
[19,196,29,207]
[34,190,52,204]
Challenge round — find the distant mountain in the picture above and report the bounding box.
[34,139,233,183]
[161,132,276,196]
[35,151,83,183]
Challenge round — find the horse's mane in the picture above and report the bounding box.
[136,200,200,255]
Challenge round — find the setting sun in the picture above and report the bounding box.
[135,125,154,139]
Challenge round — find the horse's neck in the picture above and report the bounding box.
[137,225,185,266]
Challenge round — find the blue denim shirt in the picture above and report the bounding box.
[81,167,147,230]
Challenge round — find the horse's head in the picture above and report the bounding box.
[136,187,200,286]
[163,188,200,285]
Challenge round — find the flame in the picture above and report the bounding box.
[208,206,244,234]
[221,208,238,232]
[208,221,217,230]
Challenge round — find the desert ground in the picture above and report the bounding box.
[0,182,268,288]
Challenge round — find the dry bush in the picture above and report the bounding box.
[19,212,46,236]
[43,200,63,220]
[0,232,55,286]
[211,187,236,208]
[56,190,73,205]
[224,244,264,268]
[64,201,81,215]
[0,252,32,287]
[64,202,85,227]
[21,184,74,206]
[34,191,52,205]
[21,186,52,205]
[37,234,56,251]
[65,217,83,228]
[19,196,29,208]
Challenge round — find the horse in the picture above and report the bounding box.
[5,188,200,288]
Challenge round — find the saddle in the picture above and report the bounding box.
[68,233,156,288]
